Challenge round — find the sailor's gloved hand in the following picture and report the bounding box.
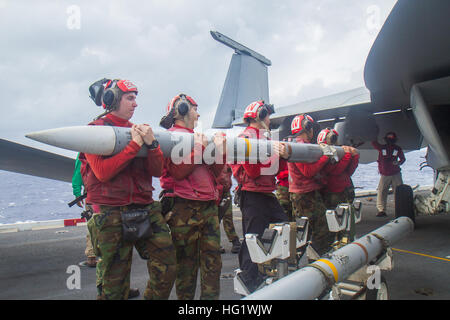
[319,143,339,163]
[272,141,290,159]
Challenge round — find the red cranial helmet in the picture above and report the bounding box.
[385,132,397,140]
[102,79,138,110]
[317,128,339,145]
[291,114,314,135]
[165,93,197,116]
[243,100,274,122]
[160,93,198,129]
[384,131,397,144]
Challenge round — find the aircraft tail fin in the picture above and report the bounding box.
[211,31,271,128]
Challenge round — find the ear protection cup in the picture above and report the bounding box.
[330,133,338,145]
[177,97,190,116]
[258,107,268,120]
[302,118,313,132]
[102,89,116,108]
[160,93,197,129]
[102,80,120,109]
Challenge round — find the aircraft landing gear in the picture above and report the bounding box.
[395,184,415,224]
[413,170,450,217]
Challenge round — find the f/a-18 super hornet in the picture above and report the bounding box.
[210,0,450,220]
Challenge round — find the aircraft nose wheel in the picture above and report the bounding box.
[365,276,389,300]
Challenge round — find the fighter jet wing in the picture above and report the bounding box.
[233,86,423,164]
[269,87,371,124]
[0,138,75,183]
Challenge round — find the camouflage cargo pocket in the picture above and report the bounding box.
[91,207,122,257]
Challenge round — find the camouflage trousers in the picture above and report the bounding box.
[87,202,176,300]
[290,190,334,256]
[275,185,293,221]
[85,233,95,258]
[84,204,96,258]
[323,186,356,210]
[167,198,222,300]
[219,191,239,242]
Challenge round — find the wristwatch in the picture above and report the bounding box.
[145,139,159,150]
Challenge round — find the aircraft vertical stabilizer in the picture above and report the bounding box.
[211,31,271,128]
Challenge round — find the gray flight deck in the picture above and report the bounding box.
[0,191,449,300]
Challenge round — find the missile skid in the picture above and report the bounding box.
[330,248,393,300]
[326,200,393,300]
[235,201,400,300]
[234,217,317,296]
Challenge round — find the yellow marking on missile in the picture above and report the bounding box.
[244,138,251,158]
[392,248,450,262]
[317,259,339,282]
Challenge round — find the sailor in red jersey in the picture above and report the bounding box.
[317,128,360,209]
[372,131,406,217]
[231,100,290,293]
[159,93,226,300]
[82,79,176,300]
[288,114,334,255]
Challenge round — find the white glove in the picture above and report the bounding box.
[319,143,339,162]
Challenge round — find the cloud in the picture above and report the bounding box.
[0,0,397,156]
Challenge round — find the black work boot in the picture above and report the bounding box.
[376,211,387,217]
[231,238,241,254]
[128,288,140,299]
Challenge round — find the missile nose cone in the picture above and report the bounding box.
[24,132,36,140]
[26,126,117,155]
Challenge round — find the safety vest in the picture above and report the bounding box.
[159,125,219,201]
[81,115,156,206]
[288,138,328,194]
[377,144,402,176]
[230,126,279,193]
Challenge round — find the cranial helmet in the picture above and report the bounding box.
[317,128,339,145]
[384,131,397,143]
[243,100,275,122]
[291,114,314,135]
[159,93,198,129]
[102,79,138,110]
[89,78,138,111]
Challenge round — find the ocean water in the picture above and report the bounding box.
[0,149,434,225]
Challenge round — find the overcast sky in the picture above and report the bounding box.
[0,0,397,158]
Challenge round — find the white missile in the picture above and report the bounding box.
[26,126,193,158]
[244,216,414,300]
[26,125,347,163]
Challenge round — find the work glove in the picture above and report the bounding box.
[319,143,339,163]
